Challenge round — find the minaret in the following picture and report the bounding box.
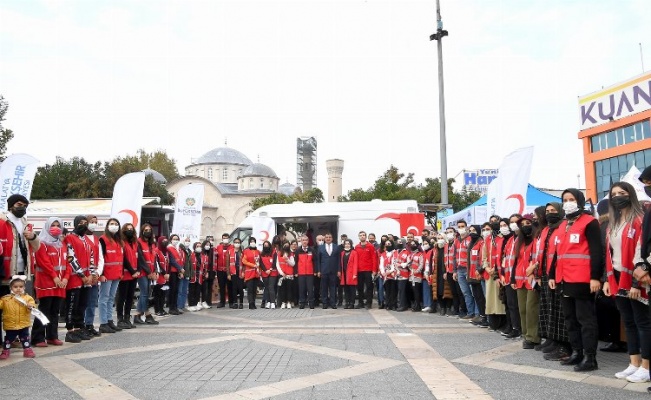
[326,159,344,202]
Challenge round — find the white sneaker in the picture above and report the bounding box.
[287,303,292,309]
[265,303,271,309]
[615,364,638,379]
[421,307,432,312]
[202,302,212,309]
[281,303,286,309]
[626,366,650,383]
[271,303,276,309]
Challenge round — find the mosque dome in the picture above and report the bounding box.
[195,147,252,166]
[240,163,278,179]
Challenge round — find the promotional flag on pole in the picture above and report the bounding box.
[486,177,499,217]
[252,216,275,250]
[0,153,40,212]
[172,183,204,243]
[110,172,146,231]
[621,165,651,202]
[492,146,534,217]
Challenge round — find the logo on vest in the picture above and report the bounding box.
[569,234,580,244]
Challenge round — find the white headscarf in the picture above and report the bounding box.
[38,216,64,248]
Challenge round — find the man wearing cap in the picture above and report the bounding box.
[0,194,40,344]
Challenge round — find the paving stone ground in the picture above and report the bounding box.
[0,304,649,399]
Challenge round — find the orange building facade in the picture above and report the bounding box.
[579,71,651,203]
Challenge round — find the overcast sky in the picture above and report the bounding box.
[1,0,650,197]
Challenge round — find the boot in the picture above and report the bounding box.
[573,353,598,372]
[239,303,244,309]
[560,350,584,366]
[145,314,160,325]
[439,306,447,316]
[108,320,123,332]
[378,302,385,310]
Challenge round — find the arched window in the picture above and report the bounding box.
[223,169,228,181]
[207,168,213,180]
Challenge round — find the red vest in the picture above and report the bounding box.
[468,239,485,281]
[154,248,168,285]
[409,251,424,281]
[215,244,236,272]
[396,249,411,279]
[34,243,68,299]
[606,217,646,298]
[502,236,517,283]
[513,240,534,290]
[137,238,155,275]
[381,251,397,280]
[101,236,124,281]
[296,248,314,275]
[444,241,457,273]
[260,253,277,277]
[354,242,378,273]
[190,252,206,284]
[64,234,92,289]
[555,214,594,284]
[535,227,563,275]
[242,248,261,281]
[122,241,138,281]
[456,236,472,268]
[340,250,358,286]
[167,245,183,273]
[275,253,294,276]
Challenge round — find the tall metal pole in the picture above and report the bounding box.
[430,0,449,205]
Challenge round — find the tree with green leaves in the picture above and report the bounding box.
[250,187,324,210]
[0,95,15,162]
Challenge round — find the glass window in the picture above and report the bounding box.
[249,178,253,189]
[624,125,636,143]
[617,128,625,146]
[591,136,600,152]
[595,161,602,177]
[223,169,228,181]
[607,131,616,148]
[207,168,213,180]
[626,153,635,172]
[643,121,651,139]
[609,157,618,174]
[635,151,645,170]
[645,149,651,166]
[260,178,264,189]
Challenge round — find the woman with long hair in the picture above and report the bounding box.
[97,218,124,333]
[510,214,539,348]
[602,182,650,382]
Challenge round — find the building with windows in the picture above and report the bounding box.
[579,71,651,202]
[166,146,295,237]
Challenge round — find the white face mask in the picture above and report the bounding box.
[422,243,430,251]
[481,230,492,238]
[509,223,519,232]
[457,228,467,236]
[88,223,98,232]
[195,247,202,253]
[563,201,580,215]
[344,246,351,251]
[500,226,510,236]
[171,240,180,247]
[184,241,191,248]
[108,225,119,234]
[222,239,229,244]
[204,245,211,251]
[317,240,324,245]
[249,243,257,249]
[445,232,455,241]
[234,243,241,248]
[437,239,445,247]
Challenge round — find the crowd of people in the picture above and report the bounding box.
[2,169,651,392]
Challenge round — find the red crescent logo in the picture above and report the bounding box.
[260,230,270,241]
[375,213,401,222]
[506,194,525,214]
[119,209,139,228]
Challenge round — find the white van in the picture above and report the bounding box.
[229,199,424,245]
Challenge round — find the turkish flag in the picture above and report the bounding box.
[399,213,424,237]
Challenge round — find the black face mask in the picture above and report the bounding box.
[283,246,290,252]
[521,225,533,236]
[124,230,135,238]
[490,222,500,232]
[396,243,404,250]
[74,225,88,235]
[386,245,394,252]
[142,231,152,238]
[532,221,540,229]
[11,206,26,218]
[469,232,479,240]
[610,195,631,210]
[411,245,419,251]
[645,186,651,198]
[546,213,561,225]
[161,241,169,247]
[263,246,271,251]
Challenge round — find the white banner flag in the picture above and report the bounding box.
[621,165,651,202]
[486,177,499,217]
[0,153,40,212]
[252,216,275,250]
[110,172,146,231]
[493,146,534,217]
[172,183,204,244]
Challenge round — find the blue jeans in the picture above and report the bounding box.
[137,277,151,313]
[456,268,477,316]
[422,280,432,308]
[177,278,189,310]
[98,280,120,324]
[84,284,99,326]
[376,277,384,304]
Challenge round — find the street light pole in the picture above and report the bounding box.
[430,0,449,205]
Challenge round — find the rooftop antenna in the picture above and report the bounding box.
[641,43,645,73]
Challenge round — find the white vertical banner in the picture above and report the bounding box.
[252,216,275,249]
[494,146,534,217]
[110,172,146,231]
[621,165,651,202]
[485,177,499,217]
[0,153,40,212]
[172,183,204,243]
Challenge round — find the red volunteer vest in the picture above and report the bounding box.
[340,250,358,286]
[555,214,594,284]
[296,248,314,275]
[242,248,261,281]
[101,236,124,281]
[34,242,68,299]
[606,217,645,298]
[513,240,534,290]
[64,234,92,289]
[122,241,138,281]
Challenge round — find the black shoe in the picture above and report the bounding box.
[560,350,584,366]
[65,331,82,343]
[542,341,559,354]
[504,329,521,340]
[322,304,328,309]
[249,303,257,309]
[599,342,626,353]
[77,329,92,340]
[145,314,160,325]
[337,301,343,306]
[535,339,552,351]
[85,326,101,337]
[117,319,131,330]
[128,317,137,329]
[439,307,447,316]
[309,303,314,309]
[523,340,539,350]
[239,303,244,309]
[99,324,116,334]
[133,315,146,324]
[379,303,385,309]
[478,317,489,328]
[229,303,236,309]
[216,303,225,308]
[396,307,407,312]
[169,309,181,315]
[299,304,305,309]
[574,354,598,372]
[108,320,123,332]
[354,304,363,309]
[544,345,571,361]
[331,305,337,309]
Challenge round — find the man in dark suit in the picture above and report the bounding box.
[316,233,340,309]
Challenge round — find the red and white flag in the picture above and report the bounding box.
[110,172,146,231]
[0,153,40,212]
[487,146,534,217]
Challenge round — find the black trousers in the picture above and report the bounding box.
[313,276,321,305]
[188,282,202,307]
[505,285,521,332]
[410,281,422,310]
[115,279,137,320]
[202,276,215,306]
[167,273,180,310]
[344,285,356,306]
[263,276,277,304]
[279,278,294,304]
[31,296,62,343]
[357,271,374,306]
[385,279,398,309]
[562,295,598,355]
[446,274,461,313]
[4,327,30,350]
[216,270,231,305]
[65,287,90,330]
[596,294,622,343]
[615,296,651,359]
[298,275,314,306]
[0,285,9,343]
[397,280,409,309]
[230,275,244,304]
[471,282,486,316]
[246,279,257,306]
[152,285,166,313]
[320,272,338,307]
